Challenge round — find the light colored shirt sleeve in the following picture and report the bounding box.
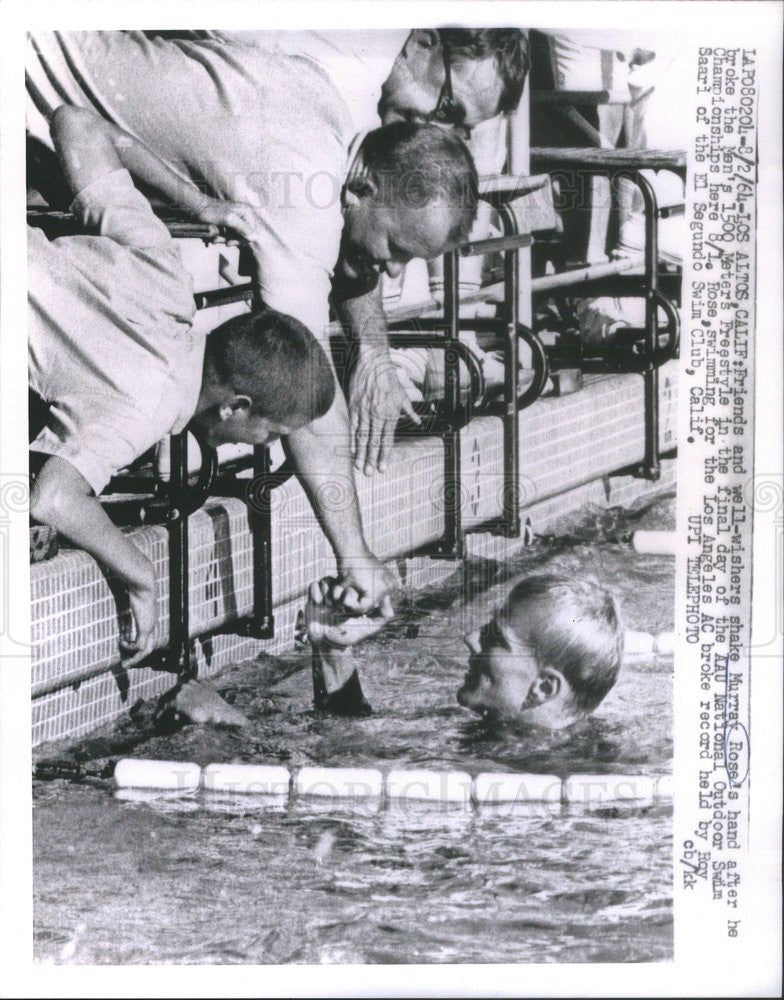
[28,31,347,341]
[29,168,194,494]
[71,168,174,250]
[31,393,179,496]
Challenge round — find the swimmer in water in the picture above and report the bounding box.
[458,575,624,728]
[308,572,623,727]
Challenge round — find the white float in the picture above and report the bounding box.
[473,772,562,805]
[625,629,677,656]
[295,766,383,798]
[113,758,201,792]
[110,761,672,809]
[631,530,677,556]
[202,763,290,796]
[655,631,676,655]
[624,629,655,655]
[564,773,656,805]
[386,768,473,804]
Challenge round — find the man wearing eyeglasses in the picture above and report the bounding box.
[379,28,527,135]
[110,28,528,139]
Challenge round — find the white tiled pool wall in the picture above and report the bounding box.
[31,362,678,747]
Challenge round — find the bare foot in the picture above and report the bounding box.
[306,580,393,715]
[170,680,250,728]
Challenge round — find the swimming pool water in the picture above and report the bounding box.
[33,493,675,965]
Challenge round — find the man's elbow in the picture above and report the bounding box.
[29,477,64,528]
[49,104,77,142]
[29,462,86,529]
[50,104,101,148]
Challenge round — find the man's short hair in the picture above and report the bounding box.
[205,308,335,425]
[353,122,479,243]
[437,27,530,115]
[507,574,624,714]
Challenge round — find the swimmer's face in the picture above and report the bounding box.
[458,599,574,726]
[339,192,456,285]
[379,30,504,135]
[458,605,542,719]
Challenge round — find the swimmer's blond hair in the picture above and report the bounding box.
[507,574,624,714]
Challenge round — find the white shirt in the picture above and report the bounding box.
[27,30,356,340]
[29,170,199,494]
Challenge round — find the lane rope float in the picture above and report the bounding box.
[110,759,673,808]
[631,530,677,556]
[624,629,676,655]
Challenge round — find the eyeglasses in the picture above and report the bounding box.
[428,39,471,139]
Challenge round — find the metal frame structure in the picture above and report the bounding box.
[387,183,551,555]
[164,436,281,677]
[530,147,685,480]
[28,150,681,678]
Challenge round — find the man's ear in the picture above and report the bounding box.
[345,174,378,203]
[218,395,252,422]
[522,669,563,709]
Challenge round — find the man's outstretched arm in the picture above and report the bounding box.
[49,105,257,239]
[30,457,156,665]
[284,386,396,614]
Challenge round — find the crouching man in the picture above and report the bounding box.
[29,105,334,666]
[308,573,623,728]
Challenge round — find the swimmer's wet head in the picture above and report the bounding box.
[458,575,624,729]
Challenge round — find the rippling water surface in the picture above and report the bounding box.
[34,494,675,965]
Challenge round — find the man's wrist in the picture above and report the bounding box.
[336,544,376,571]
[188,191,212,217]
[124,555,156,595]
[357,337,391,356]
